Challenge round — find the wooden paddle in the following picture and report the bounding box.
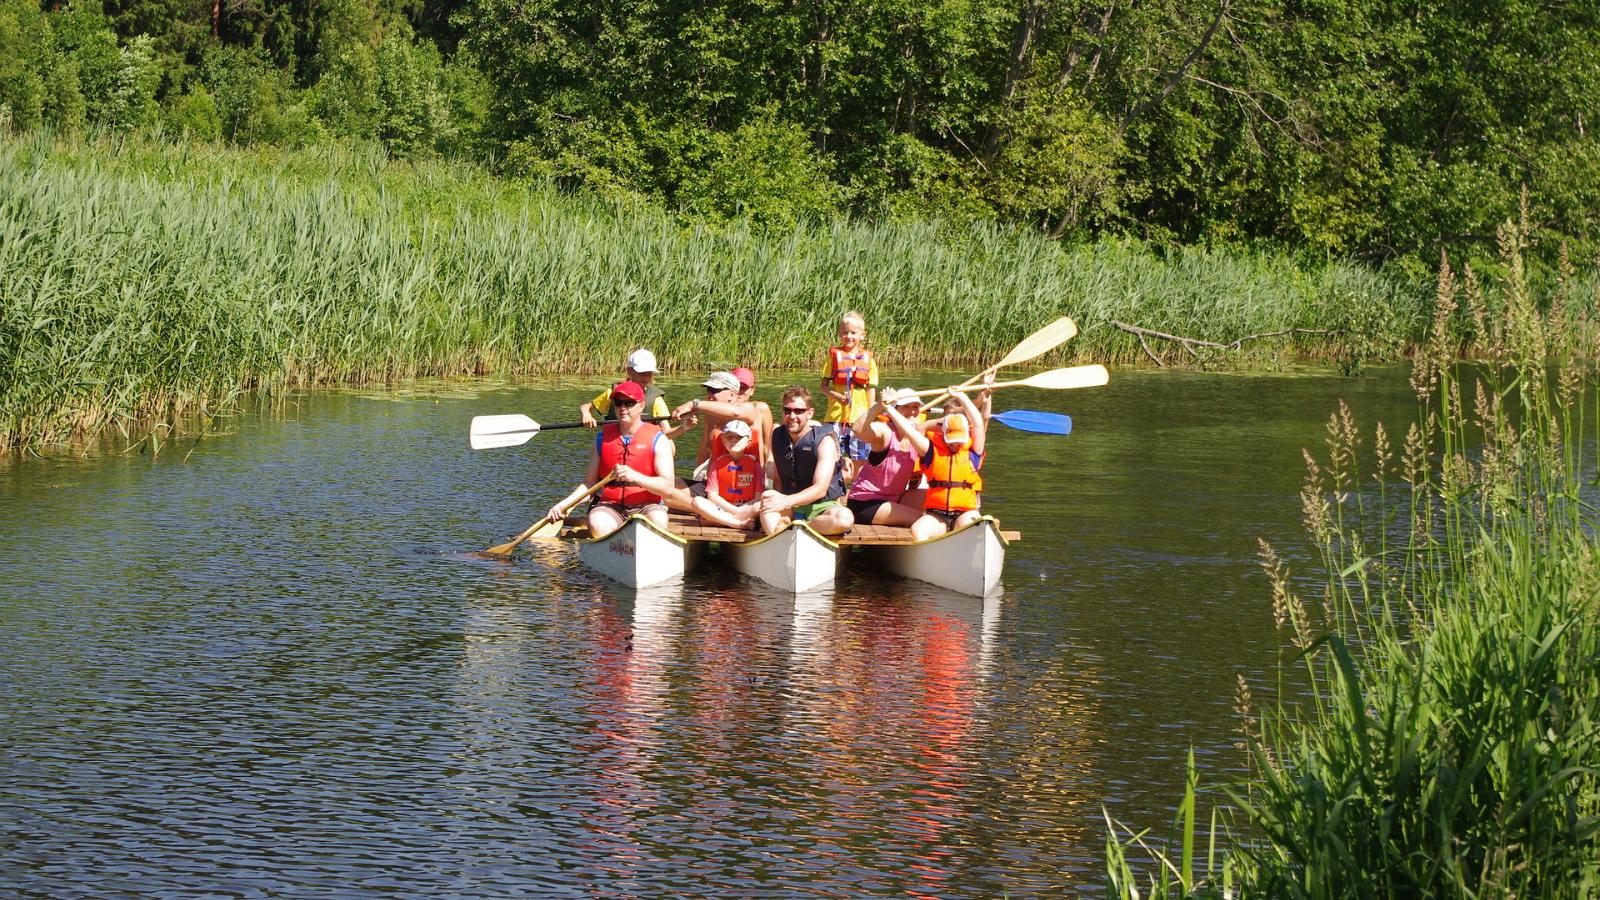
[911,364,1109,397]
[480,472,616,557]
[470,414,670,450]
[922,316,1079,408]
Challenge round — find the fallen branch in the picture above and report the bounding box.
[1113,321,1332,367]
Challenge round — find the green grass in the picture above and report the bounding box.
[1104,214,1600,897]
[2,129,1429,451]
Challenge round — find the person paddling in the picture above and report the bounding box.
[545,381,677,539]
[580,348,692,440]
[759,386,854,536]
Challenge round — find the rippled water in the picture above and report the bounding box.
[1,368,1419,895]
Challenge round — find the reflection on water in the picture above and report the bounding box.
[0,369,1424,893]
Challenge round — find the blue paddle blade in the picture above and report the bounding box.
[991,409,1072,435]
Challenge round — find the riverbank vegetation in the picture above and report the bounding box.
[2,0,1596,262]
[1106,214,1600,895]
[2,130,1429,452]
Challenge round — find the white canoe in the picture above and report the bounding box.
[874,515,1008,597]
[576,515,689,588]
[723,521,839,593]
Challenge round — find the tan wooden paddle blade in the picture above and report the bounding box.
[993,317,1077,369]
[912,364,1109,398]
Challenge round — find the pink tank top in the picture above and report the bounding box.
[848,432,918,503]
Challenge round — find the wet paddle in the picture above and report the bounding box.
[991,409,1072,435]
[913,364,1110,397]
[470,414,670,450]
[480,472,617,557]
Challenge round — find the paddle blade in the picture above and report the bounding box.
[1021,364,1109,390]
[994,317,1078,369]
[992,409,1072,435]
[470,414,540,450]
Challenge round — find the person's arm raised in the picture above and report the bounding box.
[885,405,930,458]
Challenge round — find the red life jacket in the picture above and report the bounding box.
[712,450,764,503]
[828,345,873,387]
[597,421,663,506]
[923,430,983,513]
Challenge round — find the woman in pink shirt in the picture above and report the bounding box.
[844,387,928,527]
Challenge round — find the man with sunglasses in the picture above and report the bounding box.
[758,387,855,536]
[671,370,770,487]
[544,381,678,539]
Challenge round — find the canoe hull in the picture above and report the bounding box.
[577,515,688,588]
[724,521,839,593]
[874,516,1007,597]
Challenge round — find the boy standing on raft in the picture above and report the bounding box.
[545,381,678,539]
[818,311,877,482]
[760,387,855,536]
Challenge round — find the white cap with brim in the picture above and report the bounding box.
[881,387,924,408]
[702,372,740,392]
[722,419,753,439]
[627,349,658,373]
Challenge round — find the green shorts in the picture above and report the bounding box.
[792,499,842,522]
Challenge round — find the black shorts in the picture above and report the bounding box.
[847,497,893,522]
[924,508,974,528]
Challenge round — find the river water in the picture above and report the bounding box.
[1,367,1420,895]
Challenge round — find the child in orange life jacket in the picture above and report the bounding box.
[691,419,765,529]
[884,378,992,541]
[818,310,877,483]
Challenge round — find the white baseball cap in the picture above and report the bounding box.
[722,419,753,439]
[626,349,658,373]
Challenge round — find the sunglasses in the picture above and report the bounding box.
[782,406,811,415]
[613,398,640,409]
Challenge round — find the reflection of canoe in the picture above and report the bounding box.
[868,516,1008,597]
[723,521,839,593]
[576,515,689,588]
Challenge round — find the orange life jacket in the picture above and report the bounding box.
[828,345,873,387]
[923,430,983,513]
[597,421,663,506]
[711,450,764,503]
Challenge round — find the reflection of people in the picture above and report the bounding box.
[819,311,877,482]
[760,386,855,536]
[887,379,991,540]
[546,381,678,538]
[581,348,689,438]
[845,387,927,527]
[692,419,764,529]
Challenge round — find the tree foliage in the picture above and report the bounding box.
[0,0,1595,267]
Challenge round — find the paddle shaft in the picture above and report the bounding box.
[483,472,617,556]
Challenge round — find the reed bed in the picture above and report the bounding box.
[3,130,1422,451]
[1106,211,1600,896]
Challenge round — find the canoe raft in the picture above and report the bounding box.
[564,514,1018,597]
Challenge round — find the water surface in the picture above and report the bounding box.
[0,368,1419,895]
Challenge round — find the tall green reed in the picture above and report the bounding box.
[1105,203,1600,897]
[2,130,1422,452]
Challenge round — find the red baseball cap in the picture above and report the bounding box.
[732,367,756,390]
[611,381,645,404]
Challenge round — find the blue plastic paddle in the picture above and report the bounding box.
[991,409,1072,435]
